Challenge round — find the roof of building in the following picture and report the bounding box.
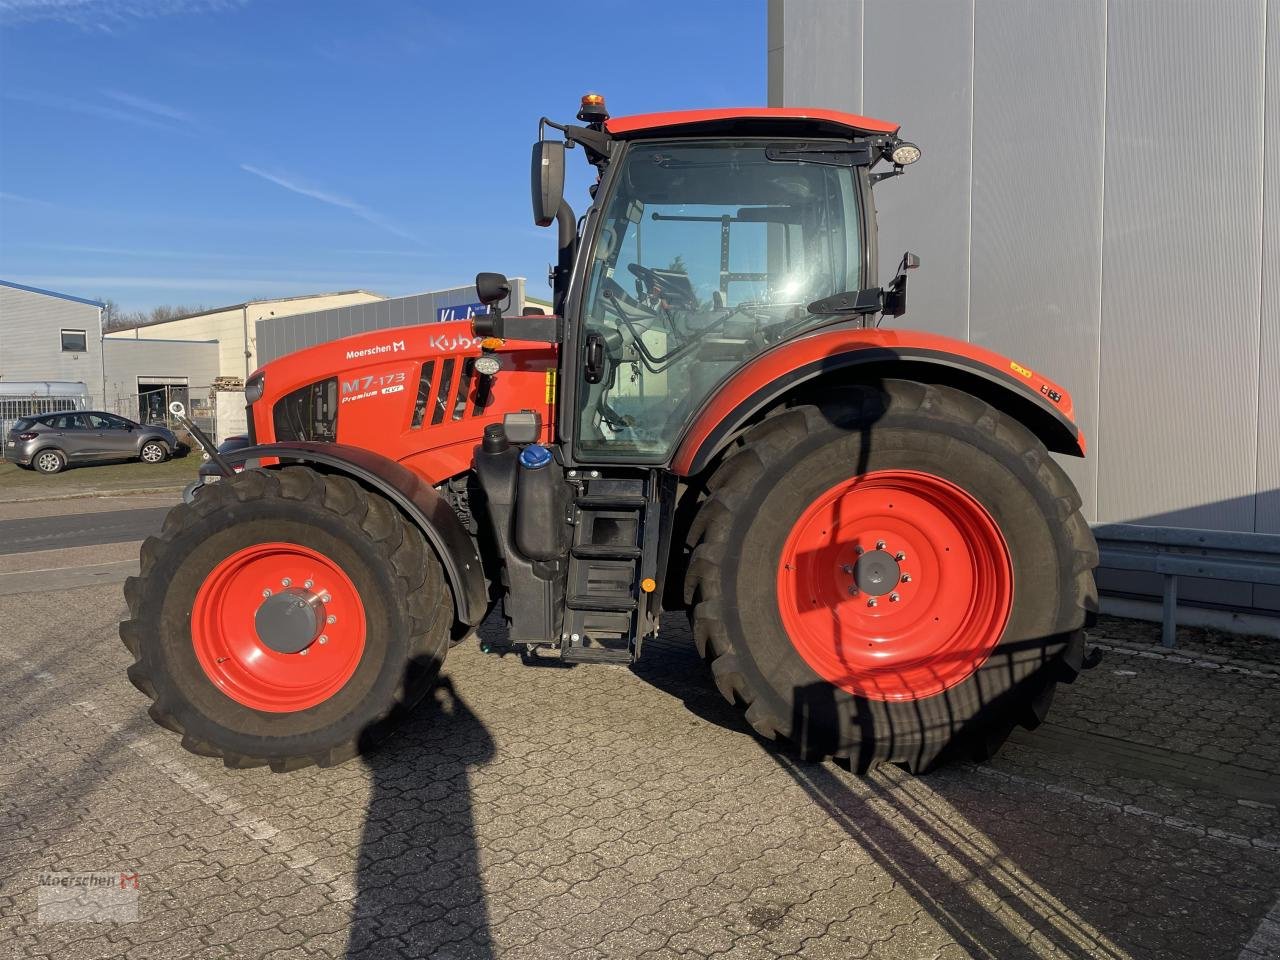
[605,107,900,139]
[0,279,105,308]
[114,289,386,330]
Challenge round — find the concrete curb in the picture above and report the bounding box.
[0,484,186,505]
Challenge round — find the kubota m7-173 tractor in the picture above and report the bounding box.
[122,95,1097,773]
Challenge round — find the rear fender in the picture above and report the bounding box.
[671,328,1085,477]
[213,441,488,625]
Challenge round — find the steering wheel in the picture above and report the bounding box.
[627,262,662,294]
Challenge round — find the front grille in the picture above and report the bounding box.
[273,378,338,442]
[412,358,480,430]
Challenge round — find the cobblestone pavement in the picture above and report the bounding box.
[2,566,1278,959]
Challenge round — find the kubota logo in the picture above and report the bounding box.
[429,334,480,352]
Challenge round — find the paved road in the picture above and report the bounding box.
[0,506,169,555]
[1,497,1278,959]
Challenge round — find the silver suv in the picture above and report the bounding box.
[5,411,180,474]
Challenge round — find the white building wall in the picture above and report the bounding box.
[0,283,104,405]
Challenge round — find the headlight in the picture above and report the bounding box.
[890,141,922,166]
[245,371,265,404]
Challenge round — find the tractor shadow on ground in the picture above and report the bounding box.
[348,673,496,959]
[632,630,1102,960]
[633,627,1279,960]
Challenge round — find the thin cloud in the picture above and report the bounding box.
[0,0,248,30]
[102,89,191,124]
[240,163,424,246]
[0,191,59,207]
[4,89,186,132]
[18,241,243,260]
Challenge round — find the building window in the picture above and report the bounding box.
[60,329,87,352]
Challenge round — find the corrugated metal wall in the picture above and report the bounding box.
[771,0,1278,612]
[0,283,104,404]
[255,281,527,366]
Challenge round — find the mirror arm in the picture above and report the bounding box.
[553,199,576,316]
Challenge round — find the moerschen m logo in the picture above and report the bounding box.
[344,340,407,360]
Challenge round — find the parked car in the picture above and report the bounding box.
[5,411,183,474]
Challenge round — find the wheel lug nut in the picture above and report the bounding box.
[867,598,878,607]
[876,540,886,550]
[320,593,331,604]
[847,586,858,596]
[304,579,314,589]
[326,615,336,624]
[895,552,906,561]
[262,588,272,598]
[901,574,912,583]
[299,648,309,656]
[318,635,328,645]
[889,593,900,603]
[855,545,865,555]
[281,577,291,587]
[841,564,854,574]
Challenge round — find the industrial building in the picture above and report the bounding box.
[255,280,537,365]
[107,289,385,381]
[769,0,1278,619]
[0,279,226,442]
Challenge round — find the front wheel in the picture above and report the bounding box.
[685,380,1098,772]
[139,441,168,464]
[120,466,451,771]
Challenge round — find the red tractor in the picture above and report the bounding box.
[122,96,1097,773]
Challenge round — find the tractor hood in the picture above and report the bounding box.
[249,321,558,484]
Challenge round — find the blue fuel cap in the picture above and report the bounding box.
[519,444,552,469]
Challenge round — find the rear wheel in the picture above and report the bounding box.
[685,380,1097,772]
[120,466,451,771]
[34,449,66,474]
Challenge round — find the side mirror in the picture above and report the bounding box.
[531,140,565,228]
[899,251,921,271]
[475,272,511,307]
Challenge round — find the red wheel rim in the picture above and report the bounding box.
[776,470,1012,701]
[191,542,366,712]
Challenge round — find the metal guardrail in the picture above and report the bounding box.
[1092,523,1280,647]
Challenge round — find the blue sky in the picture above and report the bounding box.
[0,0,764,312]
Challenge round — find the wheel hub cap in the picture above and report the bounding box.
[255,589,324,654]
[776,469,1013,701]
[853,550,901,596]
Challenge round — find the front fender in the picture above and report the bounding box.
[208,441,488,625]
[671,327,1085,476]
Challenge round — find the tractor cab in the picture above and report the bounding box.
[464,96,927,662]
[481,96,923,468]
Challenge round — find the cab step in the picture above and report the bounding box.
[566,594,637,612]
[560,644,633,664]
[575,493,646,509]
[571,544,642,560]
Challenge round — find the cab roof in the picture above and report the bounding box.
[604,107,899,140]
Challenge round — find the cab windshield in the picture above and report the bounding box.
[576,138,865,460]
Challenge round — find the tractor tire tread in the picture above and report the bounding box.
[685,379,1097,773]
[119,465,450,772]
